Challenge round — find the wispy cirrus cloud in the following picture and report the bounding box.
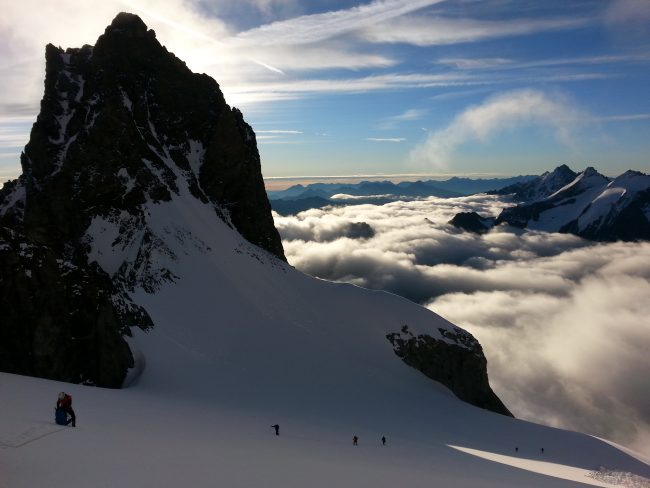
[389,108,428,122]
[379,108,428,130]
[232,0,443,46]
[225,72,478,101]
[360,15,592,46]
[256,128,303,144]
[597,113,650,122]
[410,89,586,169]
[244,0,302,19]
[437,58,513,70]
[224,70,614,109]
[436,53,650,72]
[365,137,406,142]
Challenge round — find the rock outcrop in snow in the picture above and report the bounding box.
[387,325,512,416]
[0,226,152,386]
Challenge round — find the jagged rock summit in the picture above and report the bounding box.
[3,12,283,260]
[0,12,283,386]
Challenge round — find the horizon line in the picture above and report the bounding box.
[263,171,528,181]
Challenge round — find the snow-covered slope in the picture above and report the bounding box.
[568,170,650,240]
[527,167,611,231]
[4,371,650,488]
[4,173,650,487]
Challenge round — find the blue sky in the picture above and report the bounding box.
[1,0,649,184]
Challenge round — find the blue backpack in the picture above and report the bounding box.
[55,407,68,425]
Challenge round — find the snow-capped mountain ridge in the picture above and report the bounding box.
[497,166,650,241]
[495,164,579,202]
[546,166,609,200]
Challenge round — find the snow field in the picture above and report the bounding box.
[5,372,650,488]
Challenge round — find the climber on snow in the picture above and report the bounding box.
[55,392,76,427]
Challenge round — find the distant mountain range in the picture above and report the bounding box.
[268,165,650,242]
[443,165,650,242]
[268,175,535,215]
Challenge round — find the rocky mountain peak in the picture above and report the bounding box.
[105,12,151,38]
[0,12,286,387]
[12,12,284,260]
[549,163,575,177]
[581,166,602,178]
[496,164,577,202]
[619,169,645,178]
[542,164,577,183]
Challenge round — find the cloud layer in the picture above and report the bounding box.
[274,196,650,455]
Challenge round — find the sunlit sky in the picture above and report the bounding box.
[1,0,649,184]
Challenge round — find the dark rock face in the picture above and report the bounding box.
[0,12,284,387]
[0,226,152,387]
[448,212,492,234]
[387,325,512,417]
[495,201,553,229]
[15,12,284,260]
[342,222,375,239]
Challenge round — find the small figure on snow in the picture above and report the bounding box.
[271,424,280,436]
[353,435,358,446]
[381,436,386,446]
[56,392,76,427]
[540,448,544,454]
[515,447,519,453]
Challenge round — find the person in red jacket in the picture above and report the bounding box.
[56,392,76,427]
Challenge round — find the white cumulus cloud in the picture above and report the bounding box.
[410,89,586,169]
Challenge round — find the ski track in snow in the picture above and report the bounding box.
[0,423,67,448]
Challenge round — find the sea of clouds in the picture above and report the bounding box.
[273,195,650,456]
